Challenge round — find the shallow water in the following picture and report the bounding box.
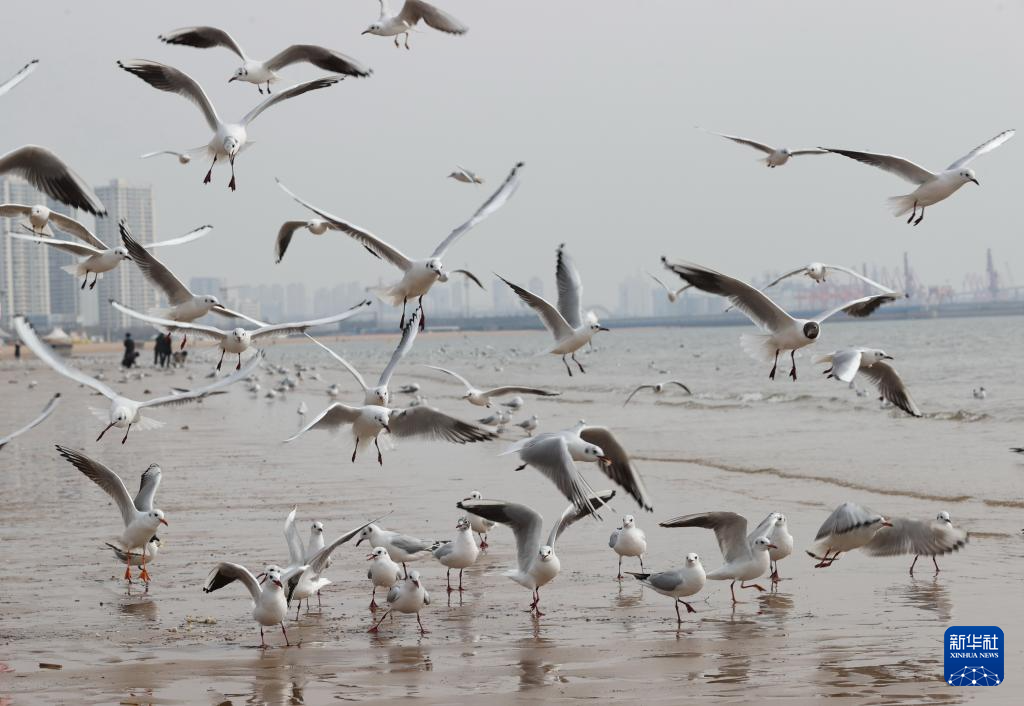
[1,316,1021,704]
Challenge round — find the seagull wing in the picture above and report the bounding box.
[814,292,900,322]
[56,445,136,526]
[399,0,469,34]
[827,349,862,383]
[120,222,192,304]
[547,490,617,549]
[623,385,653,406]
[863,517,967,556]
[0,145,106,215]
[250,300,372,341]
[515,434,598,514]
[789,148,829,156]
[431,161,524,258]
[702,129,775,155]
[276,179,413,271]
[308,518,385,575]
[241,76,343,126]
[145,225,213,250]
[203,562,261,601]
[304,335,368,392]
[821,148,935,185]
[275,221,308,264]
[946,129,1015,170]
[762,266,809,290]
[423,364,474,391]
[0,203,31,218]
[158,26,247,60]
[660,511,750,563]
[580,426,652,511]
[387,406,497,444]
[140,352,262,409]
[285,402,361,442]
[0,59,38,96]
[748,513,779,543]
[662,259,794,332]
[480,386,560,398]
[284,507,306,566]
[860,361,921,417]
[117,60,221,132]
[133,464,162,512]
[0,393,60,450]
[665,381,692,394]
[647,272,670,293]
[14,317,116,400]
[47,212,106,249]
[265,45,372,77]
[449,269,484,289]
[555,244,584,329]
[823,264,895,293]
[110,300,226,341]
[813,502,880,541]
[496,276,574,340]
[377,309,420,388]
[8,233,103,257]
[456,500,542,574]
[209,305,267,327]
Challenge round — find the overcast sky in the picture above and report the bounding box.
[3,1,1021,309]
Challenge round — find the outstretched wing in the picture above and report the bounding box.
[814,293,900,322]
[821,148,935,185]
[377,308,420,388]
[55,445,136,527]
[110,300,226,341]
[823,264,895,293]
[285,402,361,442]
[241,76,343,126]
[762,267,809,291]
[548,490,617,548]
[140,352,262,409]
[0,393,60,450]
[947,129,1015,170]
[398,0,469,34]
[702,129,775,155]
[580,426,652,511]
[861,361,922,417]
[480,386,560,399]
[623,385,653,406]
[555,244,583,329]
[158,26,247,60]
[304,335,368,392]
[456,499,543,574]
[515,434,598,515]
[284,507,306,566]
[48,212,106,249]
[497,276,574,340]
[308,517,386,575]
[250,300,372,340]
[423,364,474,391]
[133,464,162,512]
[120,222,192,304]
[0,59,38,97]
[863,518,967,556]
[431,161,524,257]
[0,145,106,215]
[118,60,221,131]
[14,317,117,400]
[265,45,372,77]
[388,406,497,444]
[203,562,261,601]
[275,221,308,264]
[660,511,750,563]
[9,233,103,257]
[813,502,880,541]
[146,225,213,250]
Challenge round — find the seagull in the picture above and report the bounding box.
[647,272,691,303]
[0,203,103,242]
[498,244,609,376]
[118,59,344,191]
[362,0,468,49]
[515,414,539,437]
[432,517,480,592]
[366,547,403,610]
[56,446,165,585]
[297,401,308,423]
[398,383,420,394]
[862,511,968,575]
[501,396,525,411]
[805,502,893,568]
[158,26,371,93]
[141,150,192,164]
[203,563,293,647]
[822,129,1015,225]
[368,570,431,635]
[662,259,901,380]
[305,307,420,406]
[424,364,560,408]
[973,387,987,400]
[274,219,344,263]
[0,392,59,450]
[700,128,827,167]
[750,512,793,584]
[659,511,777,603]
[623,381,692,406]
[448,165,483,184]
[0,146,106,215]
[111,299,371,371]
[0,59,38,97]
[277,161,523,328]
[478,409,510,430]
[10,220,211,290]
[626,553,706,623]
[356,524,442,576]
[609,515,647,579]
[120,223,265,340]
[457,490,615,616]
[104,537,161,571]
[461,490,495,548]
[757,262,896,293]
[815,347,922,417]
[16,316,259,444]
[502,420,652,513]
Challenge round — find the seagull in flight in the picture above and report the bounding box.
[0,203,105,243]
[862,511,968,574]
[0,146,106,215]
[0,393,60,451]
[815,347,922,417]
[805,502,892,568]
[701,128,827,167]
[158,26,372,94]
[423,364,560,408]
[623,381,691,406]
[662,259,901,380]
[499,244,609,376]
[274,219,342,264]
[278,162,523,328]
[448,165,483,184]
[647,272,690,303]
[16,316,260,444]
[141,150,192,164]
[118,59,344,190]
[0,59,38,96]
[758,262,895,292]
[362,0,468,49]
[822,129,1015,225]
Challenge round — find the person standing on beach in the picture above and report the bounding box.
[153,332,162,366]
[14,341,21,360]
[122,332,135,369]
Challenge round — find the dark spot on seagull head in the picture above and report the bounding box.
[802,322,820,339]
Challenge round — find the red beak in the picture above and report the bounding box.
[160,518,169,526]
[272,579,282,588]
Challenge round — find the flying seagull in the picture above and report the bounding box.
[274,219,342,263]
[362,0,468,49]
[0,146,106,215]
[700,128,827,167]
[805,502,892,568]
[862,511,968,574]
[141,150,192,164]
[815,347,922,417]
[0,59,38,97]
[448,165,483,184]
[623,381,691,406]
[423,364,560,408]
[647,272,691,303]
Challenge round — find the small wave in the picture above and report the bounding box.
[924,409,992,423]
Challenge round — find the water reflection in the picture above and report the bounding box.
[118,597,158,622]
[892,576,953,622]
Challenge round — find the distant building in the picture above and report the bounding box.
[617,273,653,317]
[285,282,308,319]
[94,180,156,336]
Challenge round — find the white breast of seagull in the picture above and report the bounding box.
[526,552,561,589]
[769,523,794,561]
[252,583,287,626]
[613,527,646,556]
[707,546,769,582]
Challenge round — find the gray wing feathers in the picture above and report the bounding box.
[660,511,750,564]
[457,499,543,574]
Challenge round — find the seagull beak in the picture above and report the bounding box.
[356,537,366,546]
[366,554,375,560]
[597,455,611,465]
[882,521,893,528]
[228,76,237,83]
[382,424,391,433]
[768,543,778,549]
[272,579,283,588]
[160,518,169,526]
[598,326,610,332]
[970,177,980,186]
[361,29,371,35]
[883,355,894,360]
[462,496,473,501]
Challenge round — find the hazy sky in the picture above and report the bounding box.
[3,1,1022,309]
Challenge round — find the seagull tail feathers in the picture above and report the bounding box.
[739,332,778,363]
[887,194,916,217]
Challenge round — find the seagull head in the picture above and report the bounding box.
[538,545,554,561]
[408,570,422,588]
[375,412,391,432]
[113,246,130,261]
[806,262,827,281]
[773,513,787,527]
[802,321,820,340]
[463,490,483,501]
[685,552,700,566]
[370,386,389,405]
[362,23,383,35]
[368,546,388,560]
[202,294,221,308]
[866,349,893,362]
[753,536,777,551]
[311,521,324,535]
[426,258,447,281]
[959,168,979,186]
[456,517,471,531]
[937,511,952,524]
[112,406,131,425]
[30,204,50,220]
[356,524,378,546]
[231,327,247,343]
[622,515,636,528]
[228,66,247,83]
[150,509,169,527]
[590,321,610,333]
[582,443,607,464]
[223,136,241,157]
[264,567,283,589]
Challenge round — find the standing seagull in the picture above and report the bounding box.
[749,512,793,584]
[503,420,652,514]
[118,59,344,190]
[366,547,403,609]
[627,554,707,623]
[499,244,609,376]
[0,59,38,96]
[121,224,264,337]
[647,272,690,303]
[458,490,615,616]
[56,446,166,585]
[662,259,901,380]
[111,299,371,371]
[0,146,106,215]
[660,511,777,603]
[424,364,560,408]
[0,393,59,451]
[11,221,211,290]
[462,490,495,548]
[431,517,480,592]
[822,129,1014,225]
[609,515,647,579]
[274,219,342,263]
[203,563,292,647]
[862,511,968,574]
[16,317,259,443]
[624,381,692,406]
[805,502,893,568]
[277,161,524,328]
[356,524,442,576]
[448,165,483,184]
[700,128,827,167]
[368,570,431,635]
[285,514,378,617]
[362,0,468,49]
[816,347,922,417]
[158,26,371,93]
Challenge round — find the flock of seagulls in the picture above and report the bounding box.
[0,3,993,646]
